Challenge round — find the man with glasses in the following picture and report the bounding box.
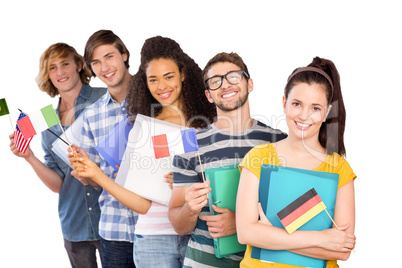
[168,52,287,267]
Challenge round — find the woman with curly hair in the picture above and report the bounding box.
[70,36,216,267]
[127,35,216,128]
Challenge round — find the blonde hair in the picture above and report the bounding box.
[36,43,92,97]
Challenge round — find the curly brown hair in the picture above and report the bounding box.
[127,36,216,128]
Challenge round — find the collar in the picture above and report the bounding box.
[77,84,92,100]
[56,84,91,114]
[104,90,127,106]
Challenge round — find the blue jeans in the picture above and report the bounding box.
[64,238,101,268]
[134,234,190,268]
[100,238,135,268]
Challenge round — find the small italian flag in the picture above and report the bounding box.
[17,104,60,139]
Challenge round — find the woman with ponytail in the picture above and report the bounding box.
[236,57,356,267]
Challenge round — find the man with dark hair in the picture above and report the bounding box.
[169,52,287,267]
[10,42,106,268]
[74,30,136,268]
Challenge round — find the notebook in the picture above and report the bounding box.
[251,164,339,267]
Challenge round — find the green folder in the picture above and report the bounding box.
[205,164,246,258]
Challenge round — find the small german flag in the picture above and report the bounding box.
[277,188,326,234]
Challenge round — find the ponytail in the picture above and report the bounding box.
[285,57,346,156]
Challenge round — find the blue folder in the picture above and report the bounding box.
[95,117,133,172]
[205,164,246,258]
[251,164,339,268]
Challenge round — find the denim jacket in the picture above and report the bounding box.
[41,84,106,242]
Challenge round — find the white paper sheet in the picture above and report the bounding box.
[115,114,188,205]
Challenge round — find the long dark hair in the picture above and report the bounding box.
[285,57,346,156]
[127,36,216,128]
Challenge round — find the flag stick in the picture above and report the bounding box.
[197,151,208,200]
[324,208,355,253]
[58,122,75,156]
[8,114,14,132]
[57,123,80,172]
[197,151,206,183]
[324,208,339,230]
[47,128,69,146]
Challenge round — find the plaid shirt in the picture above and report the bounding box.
[80,91,137,242]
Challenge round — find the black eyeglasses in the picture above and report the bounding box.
[205,70,249,91]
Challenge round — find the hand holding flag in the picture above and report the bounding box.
[69,153,104,186]
[68,144,102,188]
[277,188,355,252]
[11,112,33,154]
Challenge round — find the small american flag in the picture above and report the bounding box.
[14,112,33,153]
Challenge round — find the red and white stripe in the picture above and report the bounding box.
[14,128,32,153]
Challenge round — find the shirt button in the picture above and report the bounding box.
[87,192,91,196]
[89,207,92,211]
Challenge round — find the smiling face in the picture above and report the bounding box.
[90,44,128,89]
[145,58,184,107]
[205,62,252,112]
[48,56,82,94]
[283,82,332,142]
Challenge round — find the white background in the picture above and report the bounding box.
[1,1,400,267]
